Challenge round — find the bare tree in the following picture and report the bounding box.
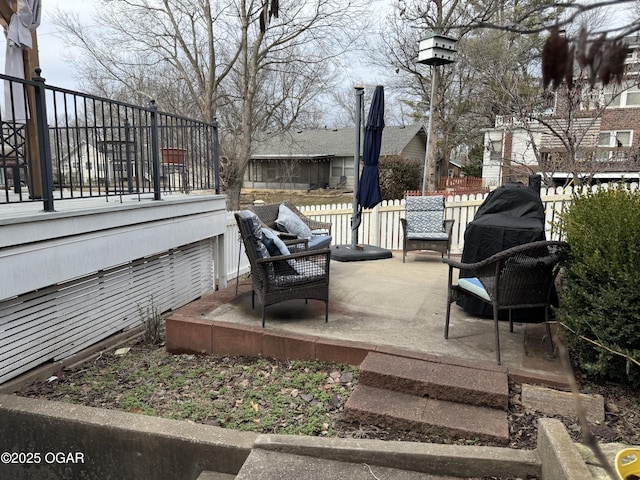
[370,0,563,191]
[370,0,640,190]
[52,0,367,208]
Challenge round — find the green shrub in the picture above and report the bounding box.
[378,156,422,200]
[557,185,640,383]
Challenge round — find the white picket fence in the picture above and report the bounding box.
[224,183,638,282]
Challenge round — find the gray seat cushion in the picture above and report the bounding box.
[308,235,332,249]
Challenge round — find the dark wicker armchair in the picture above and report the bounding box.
[401,195,454,262]
[443,240,570,365]
[235,211,331,327]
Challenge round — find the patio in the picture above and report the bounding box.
[174,251,565,377]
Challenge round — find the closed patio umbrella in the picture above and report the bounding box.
[332,85,391,261]
[357,85,384,210]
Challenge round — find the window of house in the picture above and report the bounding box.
[603,90,622,107]
[332,159,354,178]
[625,47,636,63]
[616,131,632,146]
[599,130,632,147]
[598,132,611,147]
[488,139,502,163]
[626,89,640,106]
[597,130,633,162]
[604,87,640,107]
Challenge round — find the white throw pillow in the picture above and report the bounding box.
[275,204,313,239]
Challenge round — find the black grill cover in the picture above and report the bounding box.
[459,182,546,316]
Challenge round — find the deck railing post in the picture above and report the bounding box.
[212,117,221,194]
[125,120,134,194]
[149,100,161,200]
[33,69,54,212]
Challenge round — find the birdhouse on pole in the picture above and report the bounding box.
[417,32,457,66]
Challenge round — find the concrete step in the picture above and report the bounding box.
[235,448,461,479]
[358,352,509,410]
[344,384,510,445]
[196,471,236,480]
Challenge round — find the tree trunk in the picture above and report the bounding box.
[226,175,243,210]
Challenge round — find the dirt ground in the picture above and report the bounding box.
[15,332,639,454]
[240,188,353,208]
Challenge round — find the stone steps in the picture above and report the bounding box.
[344,352,511,445]
[358,352,509,410]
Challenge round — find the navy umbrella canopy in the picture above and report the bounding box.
[357,85,385,210]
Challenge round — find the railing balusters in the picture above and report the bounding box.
[0,71,220,206]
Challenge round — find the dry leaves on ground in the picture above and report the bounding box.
[16,338,640,454]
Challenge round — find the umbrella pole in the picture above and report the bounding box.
[351,87,364,250]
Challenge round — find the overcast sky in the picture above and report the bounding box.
[33,1,95,90]
[1,0,634,94]
[0,1,95,91]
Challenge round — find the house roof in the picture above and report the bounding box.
[252,124,426,159]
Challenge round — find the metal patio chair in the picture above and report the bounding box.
[443,240,570,365]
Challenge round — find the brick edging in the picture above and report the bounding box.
[165,314,569,389]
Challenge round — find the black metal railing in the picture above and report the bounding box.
[1,70,220,210]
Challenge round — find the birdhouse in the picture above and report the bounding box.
[418,33,457,66]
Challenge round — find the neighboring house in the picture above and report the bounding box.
[54,142,102,186]
[483,36,640,188]
[246,124,427,190]
[54,139,142,187]
[483,117,543,188]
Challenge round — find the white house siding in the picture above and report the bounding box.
[512,130,540,166]
[482,130,505,187]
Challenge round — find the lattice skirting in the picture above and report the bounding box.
[0,240,214,385]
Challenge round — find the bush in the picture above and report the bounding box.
[557,185,640,383]
[378,156,422,200]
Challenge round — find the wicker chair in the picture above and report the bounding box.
[235,211,331,327]
[251,202,332,248]
[443,240,570,365]
[400,195,454,262]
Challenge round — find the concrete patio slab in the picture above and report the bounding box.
[203,252,564,376]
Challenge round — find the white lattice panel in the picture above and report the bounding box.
[0,240,214,385]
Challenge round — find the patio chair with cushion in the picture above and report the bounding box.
[251,201,332,250]
[443,240,570,365]
[401,195,454,262]
[235,210,331,327]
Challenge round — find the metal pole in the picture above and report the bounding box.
[150,100,161,200]
[125,120,133,193]
[212,117,221,195]
[422,65,438,195]
[351,87,364,249]
[33,69,54,211]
